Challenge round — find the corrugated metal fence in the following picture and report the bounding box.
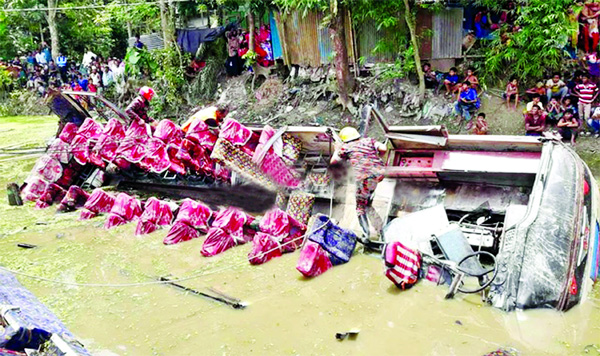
[432,8,463,59]
[271,10,354,67]
[270,8,463,66]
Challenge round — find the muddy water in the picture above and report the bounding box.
[0,211,599,356]
[1,117,600,355]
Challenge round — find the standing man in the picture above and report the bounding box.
[125,86,155,125]
[35,50,47,66]
[102,66,114,88]
[330,127,387,244]
[574,73,598,126]
[56,53,68,82]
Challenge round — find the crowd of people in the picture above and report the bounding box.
[225,24,274,77]
[422,59,600,144]
[0,37,151,97]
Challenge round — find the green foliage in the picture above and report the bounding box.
[242,49,258,66]
[106,0,161,36]
[149,46,190,118]
[0,89,50,117]
[124,47,158,78]
[0,69,15,99]
[479,0,573,85]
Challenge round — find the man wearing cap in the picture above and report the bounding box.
[330,127,387,243]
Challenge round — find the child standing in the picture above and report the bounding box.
[505,77,519,109]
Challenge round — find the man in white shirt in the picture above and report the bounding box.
[35,51,47,65]
[102,66,114,87]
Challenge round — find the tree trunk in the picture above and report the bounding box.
[247,10,255,53]
[159,0,175,48]
[47,0,59,60]
[403,0,425,101]
[329,0,354,110]
[126,22,133,39]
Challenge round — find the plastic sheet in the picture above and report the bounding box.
[35,183,66,209]
[47,138,71,164]
[175,199,212,230]
[201,207,253,257]
[219,119,254,146]
[135,198,175,235]
[76,118,103,140]
[248,232,282,265]
[308,214,357,265]
[384,241,421,289]
[58,122,78,144]
[79,188,114,220]
[104,192,142,229]
[185,119,218,149]
[296,240,333,277]
[57,185,89,212]
[21,177,48,202]
[140,138,171,174]
[32,155,63,183]
[163,221,201,245]
[70,135,90,165]
[154,119,183,146]
[248,209,305,265]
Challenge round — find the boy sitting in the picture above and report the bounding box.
[546,97,564,126]
[557,110,579,145]
[443,67,460,95]
[472,113,489,135]
[588,107,600,137]
[455,81,480,129]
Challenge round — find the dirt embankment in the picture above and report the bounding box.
[215,74,599,177]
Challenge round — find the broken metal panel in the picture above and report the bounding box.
[490,143,585,311]
[432,8,463,59]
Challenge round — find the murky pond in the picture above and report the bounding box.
[1,117,599,355]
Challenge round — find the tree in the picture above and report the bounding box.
[476,0,573,85]
[329,0,354,109]
[47,0,59,59]
[159,0,175,47]
[274,0,354,110]
[403,0,424,100]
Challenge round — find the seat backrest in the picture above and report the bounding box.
[434,225,486,276]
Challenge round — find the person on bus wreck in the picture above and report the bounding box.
[330,127,387,245]
[126,86,156,125]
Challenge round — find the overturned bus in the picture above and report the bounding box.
[366,107,600,312]
[41,91,599,312]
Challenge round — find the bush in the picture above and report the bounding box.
[0,90,51,117]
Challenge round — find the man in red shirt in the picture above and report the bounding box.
[524,106,546,136]
[574,73,598,123]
